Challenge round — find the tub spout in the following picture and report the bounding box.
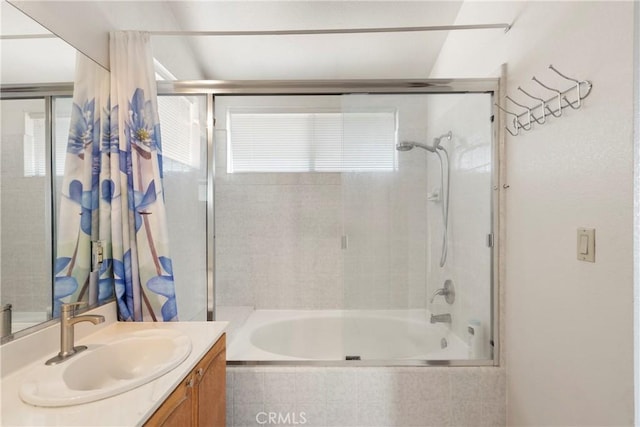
[430,313,452,324]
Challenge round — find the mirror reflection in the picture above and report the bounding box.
[0,1,108,337]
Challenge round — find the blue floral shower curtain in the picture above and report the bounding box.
[54,55,111,317]
[109,32,177,321]
[54,32,178,321]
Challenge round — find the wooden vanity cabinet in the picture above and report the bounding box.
[145,333,226,427]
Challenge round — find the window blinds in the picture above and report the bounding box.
[228,110,397,173]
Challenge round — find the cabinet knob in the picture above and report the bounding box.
[186,377,194,388]
[196,368,204,379]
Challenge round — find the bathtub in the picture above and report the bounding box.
[226,309,468,361]
[10,311,49,334]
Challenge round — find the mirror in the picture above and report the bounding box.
[0,1,111,340]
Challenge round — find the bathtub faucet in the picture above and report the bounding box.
[430,313,452,324]
[429,279,455,304]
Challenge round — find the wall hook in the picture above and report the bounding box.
[531,76,576,112]
[548,64,592,109]
[503,66,592,137]
[494,103,520,136]
[506,95,544,125]
[517,86,547,123]
[531,76,562,116]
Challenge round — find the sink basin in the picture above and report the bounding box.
[19,329,192,407]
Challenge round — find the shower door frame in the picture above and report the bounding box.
[158,78,504,367]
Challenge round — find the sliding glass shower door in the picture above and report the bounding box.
[339,92,494,360]
[157,94,209,321]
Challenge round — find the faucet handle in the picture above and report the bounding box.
[430,280,456,305]
[60,302,87,315]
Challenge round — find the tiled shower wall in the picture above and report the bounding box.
[227,366,505,427]
[0,99,51,313]
[214,95,432,310]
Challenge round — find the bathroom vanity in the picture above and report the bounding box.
[0,303,228,426]
[145,333,226,426]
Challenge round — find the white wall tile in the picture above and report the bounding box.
[234,371,265,404]
[227,367,505,427]
[295,371,327,404]
[324,369,358,403]
[264,372,297,404]
[234,403,264,427]
[325,403,358,427]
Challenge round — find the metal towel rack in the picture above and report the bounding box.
[495,64,593,136]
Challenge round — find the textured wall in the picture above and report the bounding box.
[431,1,635,425]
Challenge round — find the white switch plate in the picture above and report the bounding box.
[577,228,595,262]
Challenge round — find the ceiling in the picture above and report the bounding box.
[5,1,472,82]
[1,1,76,84]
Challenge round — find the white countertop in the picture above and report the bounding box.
[1,309,227,427]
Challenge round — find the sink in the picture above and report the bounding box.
[19,329,192,407]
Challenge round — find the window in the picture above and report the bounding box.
[23,112,46,177]
[157,96,202,171]
[23,97,72,177]
[227,109,398,173]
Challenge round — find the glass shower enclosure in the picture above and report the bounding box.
[205,81,499,365]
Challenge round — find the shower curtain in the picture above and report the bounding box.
[109,31,177,322]
[54,54,111,317]
[54,32,177,321]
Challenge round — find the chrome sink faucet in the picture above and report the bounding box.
[45,302,105,365]
[430,313,452,324]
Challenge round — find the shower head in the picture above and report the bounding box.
[397,131,452,153]
[395,141,437,153]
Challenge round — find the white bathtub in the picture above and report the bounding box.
[226,309,468,361]
[11,311,49,334]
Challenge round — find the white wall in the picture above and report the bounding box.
[430,1,635,425]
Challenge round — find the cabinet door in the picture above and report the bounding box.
[196,334,226,427]
[145,376,195,427]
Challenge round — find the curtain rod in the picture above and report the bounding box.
[0,23,511,40]
[149,23,512,37]
[0,34,57,40]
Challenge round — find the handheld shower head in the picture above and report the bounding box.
[396,141,415,151]
[396,141,436,153]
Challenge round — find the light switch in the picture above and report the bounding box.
[577,228,595,262]
[579,235,589,254]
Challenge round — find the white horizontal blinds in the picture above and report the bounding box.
[341,112,396,171]
[23,99,74,177]
[230,113,312,172]
[312,113,343,171]
[55,113,71,176]
[23,112,46,177]
[228,110,397,173]
[157,96,201,171]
